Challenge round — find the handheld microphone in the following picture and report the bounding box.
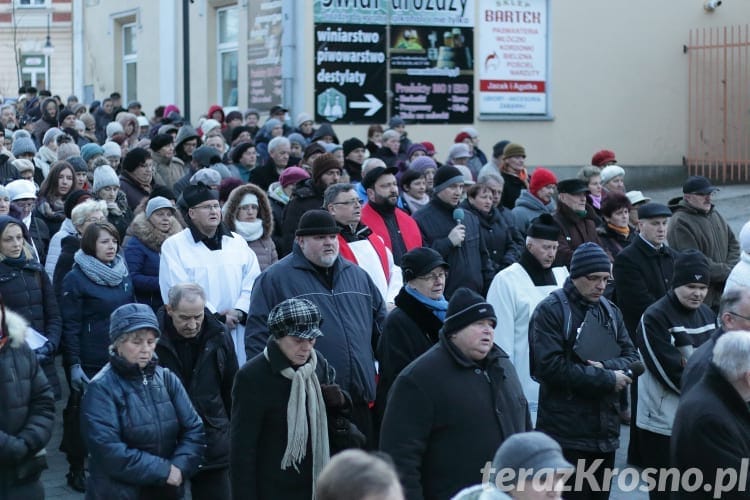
[625,361,645,379]
[453,208,464,225]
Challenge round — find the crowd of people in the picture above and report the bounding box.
[0,86,749,500]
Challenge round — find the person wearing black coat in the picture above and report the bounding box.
[0,216,62,399]
[380,288,531,500]
[530,243,638,500]
[671,331,750,499]
[81,303,205,499]
[156,284,238,500]
[0,306,55,500]
[461,184,522,273]
[375,248,448,422]
[232,298,365,500]
[279,154,341,256]
[412,166,495,298]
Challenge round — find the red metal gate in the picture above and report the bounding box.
[686,25,750,183]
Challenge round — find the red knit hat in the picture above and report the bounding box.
[591,149,616,167]
[529,167,558,195]
[454,132,472,144]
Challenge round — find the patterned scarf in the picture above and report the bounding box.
[263,347,329,496]
[73,250,129,287]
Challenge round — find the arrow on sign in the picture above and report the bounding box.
[350,94,383,117]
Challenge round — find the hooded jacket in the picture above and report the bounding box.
[124,212,183,312]
[116,112,140,147]
[0,309,55,487]
[152,150,187,190]
[222,183,278,271]
[512,189,555,237]
[667,199,740,310]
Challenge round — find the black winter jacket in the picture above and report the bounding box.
[0,315,54,487]
[81,354,205,499]
[671,364,750,499]
[413,196,495,298]
[0,258,62,399]
[231,339,338,500]
[60,264,134,374]
[245,247,385,404]
[156,309,238,470]
[380,332,531,500]
[375,287,443,420]
[613,236,676,340]
[461,199,522,272]
[530,279,638,453]
[279,178,326,256]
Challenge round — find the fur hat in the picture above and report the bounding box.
[122,147,150,172]
[150,133,174,152]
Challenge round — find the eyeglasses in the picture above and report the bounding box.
[193,203,221,212]
[332,199,361,207]
[417,271,448,282]
[728,311,750,322]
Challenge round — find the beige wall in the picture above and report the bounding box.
[80,0,750,166]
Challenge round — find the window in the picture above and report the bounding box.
[217,6,238,107]
[122,23,137,104]
[20,54,48,90]
[16,0,47,6]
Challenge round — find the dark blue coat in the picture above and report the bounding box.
[123,235,162,312]
[60,264,134,374]
[81,354,205,499]
[0,259,62,399]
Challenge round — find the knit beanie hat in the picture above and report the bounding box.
[201,119,222,136]
[93,165,119,192]
[454,131,472,144]
[311,153,341,183]
[106,121,124,139]
[182,182,219,208]
[296,112,314,128]
[389,116,405,128]
[600,165,625,186]
[11,159,34,175]
[67,156,88,173]
[342,137,365,156]
[150,133,174,152]
[503,143,526,159]
[42,127,63,147]
[740,220,750,253]
[80,113,95,130]
[492,140,511,159]
[58,109,75,127]
[303,142,326,161]
[287,133,306,148]
[569,242,611,279]
[81,143,104,162]
[102,141,122,159]
[432,166,465,193]
[529,168,558,195]
[109,303,160,344]
[421,141,436,155]
[672,249,710,288]
[406,143,428,159]
[410,156,437,174]
[279,166,310,188]
[192,145,221,167]
[441,288,496,336]
[591,149,617,167]
[11,136,36,157]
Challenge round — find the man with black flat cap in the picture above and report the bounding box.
[553,178,606,267]
[245,210,386,445]
[160,182,261,366]
[613,202,677,466]
[487,213,569,423]
[667,175,739,312]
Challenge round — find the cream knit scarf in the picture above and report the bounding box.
[263,347,329,495]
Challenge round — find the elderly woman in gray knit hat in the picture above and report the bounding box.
[81,303,204,499]
[231,297,364,500]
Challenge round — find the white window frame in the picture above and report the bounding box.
[122,22,137,104]
[20,54,49,90]
[216,6,239,107]
[16,0,48,7]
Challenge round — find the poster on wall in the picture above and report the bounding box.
[247,1,283,111]
[313,1,388,124]
[389,0,475,124]
[477,0,549,116]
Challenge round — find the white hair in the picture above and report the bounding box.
[268,136,290,153]
[713,330,750,382]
